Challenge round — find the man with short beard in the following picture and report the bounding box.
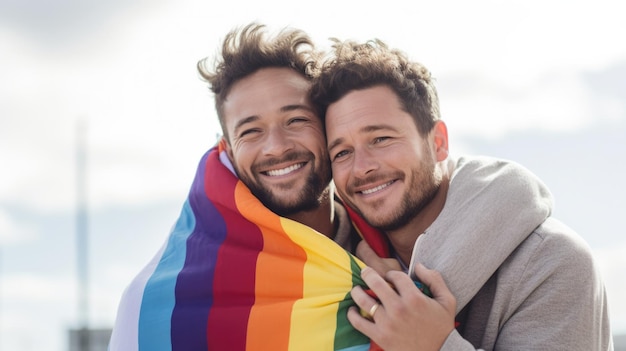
[311,38,612,350]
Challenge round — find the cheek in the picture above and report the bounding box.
[305,128,327,150]
[230,147,254,172]
[300,135,328,159]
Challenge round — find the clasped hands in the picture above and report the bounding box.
[348,241,457,351]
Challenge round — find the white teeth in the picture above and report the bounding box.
[361,181,393,195]
[266,163,304,176]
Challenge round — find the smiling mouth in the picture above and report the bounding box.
[360,181,394,195]
[264,162,305,176]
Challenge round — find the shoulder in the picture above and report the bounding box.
[452,155,545,188]
[500,217,602,299]
[452,155,533,180]
[491,219,612,350]
[523,218,596,270]
[449,155,553,210]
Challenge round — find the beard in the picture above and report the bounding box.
[235,150,332,217]
[348,146,442,232]
[373,162,441,231]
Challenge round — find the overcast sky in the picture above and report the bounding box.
[1,0,625,350]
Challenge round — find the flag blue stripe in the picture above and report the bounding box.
[137,199,196,351]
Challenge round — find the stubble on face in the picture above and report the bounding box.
[234,150,332,217]
[350,143,442,232]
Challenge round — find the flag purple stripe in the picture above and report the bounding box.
[170,151,227,350]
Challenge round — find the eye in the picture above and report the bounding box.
[288,116,310,125]
[373,136,390,144]
[238,128,261,138]
[332,149,350,162]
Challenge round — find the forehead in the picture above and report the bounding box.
[326,85,414,137]
[223,68,312,126]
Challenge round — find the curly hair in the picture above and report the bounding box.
[309,39,440,136]
[197,23,320,140]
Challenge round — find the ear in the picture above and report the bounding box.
[432,121,449,161]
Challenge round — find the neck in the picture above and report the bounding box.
[386,173,451,267]
[286,193,335,239]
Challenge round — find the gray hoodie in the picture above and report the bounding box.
[409,156,612,350]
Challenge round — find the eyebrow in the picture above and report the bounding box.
[281,104,316,114]
[327,124,398,151]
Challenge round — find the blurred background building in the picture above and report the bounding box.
[68,328,112,351]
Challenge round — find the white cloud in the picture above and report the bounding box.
[3,0,626,212]
[500,1,626,72]
[0,274,77,351]
[0,210,37,245]
[441,71,600,139]
[0,3,220,212]
[2,274,75,301]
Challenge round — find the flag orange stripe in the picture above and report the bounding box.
[235,183,306,350]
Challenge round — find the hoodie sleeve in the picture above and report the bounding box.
[408,155,553,313]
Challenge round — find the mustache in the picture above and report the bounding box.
[349,171,403,190]
[253,151,313,170]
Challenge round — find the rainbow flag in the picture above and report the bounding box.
[109,143,384,351]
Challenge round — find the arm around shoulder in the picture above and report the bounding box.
[411,156,554,312]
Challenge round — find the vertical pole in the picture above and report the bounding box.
[76,119,89,351]
[0,246,2,351]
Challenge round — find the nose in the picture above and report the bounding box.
[352,147,379,177]
[262,127,295,156]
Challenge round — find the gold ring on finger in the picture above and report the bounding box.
[369,303,380,318]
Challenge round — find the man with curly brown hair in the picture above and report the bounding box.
[310,38,613,350]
